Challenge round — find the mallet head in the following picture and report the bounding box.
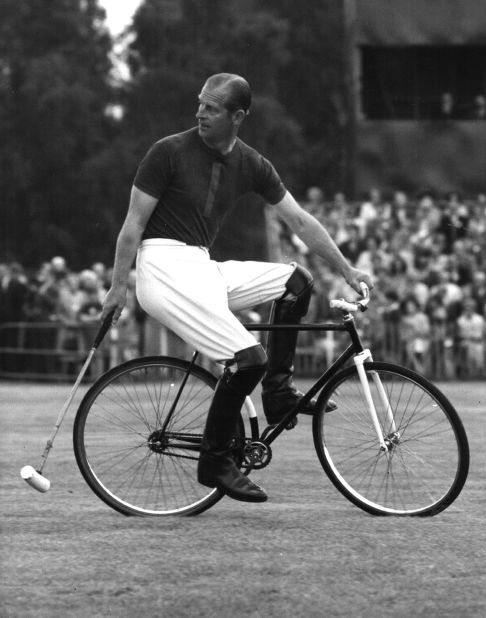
[20,466,51,493]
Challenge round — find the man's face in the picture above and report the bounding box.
[196,85,235,145]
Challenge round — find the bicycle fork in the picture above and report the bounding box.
[353,351,399,456]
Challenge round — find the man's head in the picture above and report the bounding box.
[196,73,251,151]
[200,73,251,115]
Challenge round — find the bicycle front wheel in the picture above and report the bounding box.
[73,356,246,516]
[313,361,469,516]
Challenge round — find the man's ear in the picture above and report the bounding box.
[233,109,247,127]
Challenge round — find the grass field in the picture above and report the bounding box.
[1,379,485,617]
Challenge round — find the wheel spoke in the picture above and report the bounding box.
[315,362,469,516]
[74,358,248,516]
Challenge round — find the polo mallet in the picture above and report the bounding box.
[20,311,114,493]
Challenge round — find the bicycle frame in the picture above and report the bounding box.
[244,314,368,445]
[183,310,395,452]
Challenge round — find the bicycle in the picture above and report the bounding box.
[72,286,470,517]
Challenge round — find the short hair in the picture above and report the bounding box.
[204,73,252,114]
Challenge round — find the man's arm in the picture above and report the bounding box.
[272,191,373,294]
[101,186,158,323]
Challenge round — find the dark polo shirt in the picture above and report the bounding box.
[134,127,286,248]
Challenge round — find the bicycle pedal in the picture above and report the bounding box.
[285,417,298,430]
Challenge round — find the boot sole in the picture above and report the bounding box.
[198,478,268,503]
[225,489,268,503]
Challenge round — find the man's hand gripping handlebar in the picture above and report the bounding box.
[330,282,370,313]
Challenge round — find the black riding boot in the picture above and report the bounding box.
[261,298,313,426]
[261,266,336,426]
[198,352,268,503]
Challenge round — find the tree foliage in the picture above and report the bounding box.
[0,0,348,268]
[0,0,116,267]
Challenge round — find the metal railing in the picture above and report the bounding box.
[1,319,485,382]
[0,318,192,381]
[0,321,113,381]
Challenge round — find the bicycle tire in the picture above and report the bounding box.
[312,361,469,516]
[73,356,246,516]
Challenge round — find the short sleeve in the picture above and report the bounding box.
[133,141,172,199]
[253,155,286,205]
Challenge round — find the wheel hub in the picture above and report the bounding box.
[147,430,167,453]
[381,431,401,452]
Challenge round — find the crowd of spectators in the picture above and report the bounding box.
[0,256,143,375]
[276,186,486,379]
[2,186,486,379]
[0,256,139,326]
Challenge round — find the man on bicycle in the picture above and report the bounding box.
[101,73,373,504]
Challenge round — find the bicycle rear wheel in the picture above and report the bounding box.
[313,361,469,516]
[73,356,246,516]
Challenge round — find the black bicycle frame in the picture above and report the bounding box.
[245,315,366,444]
[182,314,366,445]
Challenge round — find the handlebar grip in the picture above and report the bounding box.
[330,282,371,313]
[330,298,362,312]
[93,311,115,349]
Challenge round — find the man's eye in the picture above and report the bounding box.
[199,103,215,114]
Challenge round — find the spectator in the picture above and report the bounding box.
[400,297,431,374]
[386,250,409,282]
[73,269,107,375]
[0,262,29,372]
[410,193,441,250]
[471,94,486,120]
[355,187,383,236]
[51,255,68,276]
[429,270,463,318]
[456,298,485,378]
[438,192,469,253]
[439,92,455,120]
[380,289,401,361]
[401,270,430,311]
[0,264,8,322]
[30,256,78,323]
[24,263,56,322]
[301,186,325,218]
[390,190,412,229]
[327,192,353,245]
[91,261,110,292]
[355,236,389,277]
[21,263,62,373]
[338,223,364,264]
[468,193,486,239]
[470,271,486,315]
[387,221,416,274]
[75,270,104,322]
[448,240,475,287]
[0,262,29,323]
[426,294,455,379]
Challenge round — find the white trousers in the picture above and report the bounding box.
[136,239,295,362]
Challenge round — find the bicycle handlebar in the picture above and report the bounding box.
[329,282,370,313]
